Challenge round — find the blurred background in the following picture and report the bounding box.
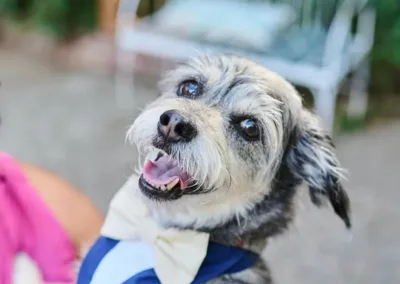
[0,0,399,283]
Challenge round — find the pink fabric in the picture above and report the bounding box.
[0,153,76,284]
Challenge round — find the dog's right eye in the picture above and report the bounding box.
[238,119,260,141]
[177,80,201,98]
[231,116,261,142]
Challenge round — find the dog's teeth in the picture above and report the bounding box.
[160,185,166,191]
[166,178,179,190]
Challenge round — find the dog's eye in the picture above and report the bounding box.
[177,80,201,98]
[237,119,260,140]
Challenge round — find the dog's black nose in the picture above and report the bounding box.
[158,110,197,142]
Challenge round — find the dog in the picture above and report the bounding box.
[126,54,350,283]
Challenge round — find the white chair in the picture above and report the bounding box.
[115,0,376,133]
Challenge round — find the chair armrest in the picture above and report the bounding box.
[117,0,141,14]
[116,0,141,28]
[322,0,376,67]
[353,1,376,53]
[322,0,357,66]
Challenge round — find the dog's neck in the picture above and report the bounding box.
[162,161,300,251]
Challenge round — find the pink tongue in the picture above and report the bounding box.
[143,156,190,189]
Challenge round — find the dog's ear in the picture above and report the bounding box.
[286,111,351,228]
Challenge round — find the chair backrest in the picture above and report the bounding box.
[265,0,342,28]
[270,0,375,27]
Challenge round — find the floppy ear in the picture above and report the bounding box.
[286,111,351,228]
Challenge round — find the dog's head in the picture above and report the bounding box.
[128,55,350,230]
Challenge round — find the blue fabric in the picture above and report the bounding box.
[78,237,119,284]
[191,242,259,284]
[122,269,159,284]
[78,236,259,284]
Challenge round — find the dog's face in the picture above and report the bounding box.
[128,55,350,230]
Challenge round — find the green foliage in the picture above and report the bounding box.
[0,0,32,19]
[337,115,366,133]
[373,0,400,64]
[370,0,400,94]
[0,0,97,40]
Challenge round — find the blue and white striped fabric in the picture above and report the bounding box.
[78,236,259,284]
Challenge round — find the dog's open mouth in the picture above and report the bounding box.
[139,149,195,200]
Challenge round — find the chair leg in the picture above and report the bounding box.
[347,58,370,119]
[313,86,338,134]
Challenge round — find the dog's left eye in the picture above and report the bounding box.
[236,119,260,140]
[177,80,201,98]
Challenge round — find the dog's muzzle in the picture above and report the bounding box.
[138,110,212,201]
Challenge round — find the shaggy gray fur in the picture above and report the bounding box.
[128,55,350,283]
